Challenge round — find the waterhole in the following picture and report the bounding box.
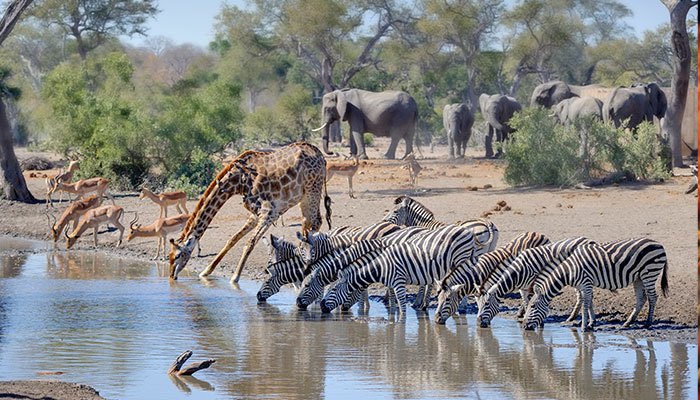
[0,237,695,399]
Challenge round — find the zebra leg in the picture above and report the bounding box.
[412,284,432,311]
[566,291,582,323]
[642,280,658,329]
[393,283,408,317]
[458,296,469,315]
[623,280,647,328]
[581,286,594,331]
[516,289,530,319]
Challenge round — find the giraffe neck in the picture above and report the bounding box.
[183,172,246,242]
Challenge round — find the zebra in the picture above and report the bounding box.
[522,238,669,331]
[382,195,499,252]
[382,195,499,308]
[476,236,594,328]
[257,222,402,301]
[320,224,477,316]
[434,232,551,324]
[296,225,443,310]
[257,256,307,302]
[296,221,402,266]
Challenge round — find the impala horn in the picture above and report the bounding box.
[129,211,139,230]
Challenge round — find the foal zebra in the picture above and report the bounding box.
[434,232,550,324]
[320,224,477,316]
[476,236,594,328]
[522,238,668,331]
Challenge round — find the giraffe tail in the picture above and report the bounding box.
[324,178,332,230]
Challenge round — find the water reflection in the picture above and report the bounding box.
[0,239,695,400]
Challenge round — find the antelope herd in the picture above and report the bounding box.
[44,160,192,258]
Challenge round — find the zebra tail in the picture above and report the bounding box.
[660,260,669,298]
[323,178,332,230]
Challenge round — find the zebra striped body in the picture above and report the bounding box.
[296,226,440,309]
[258,222,402,301]
[523,238,668,331]
[476,236,594,328]
[383,195,499,254]
[434,232,550,324]
[382,195,499,309]
[320,224,476,316]
[257,256,307,302]
[297,221,402,265]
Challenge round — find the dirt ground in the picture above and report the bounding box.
[0,380,105,399]
[2,141,697,344]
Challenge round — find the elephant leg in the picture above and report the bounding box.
[447,133,455,159]
[494,130,504,158]
[351,131,368,160]
[384,133,401,160]
[458,138,466,158]
[485,126,495,158]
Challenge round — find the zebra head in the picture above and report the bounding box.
[434,284,464,324]
[523,291,549,331]
[296,271,324,310]
[256,263,285,302]
[296,231,327,266]
[476,291,500,328]
[320,280,351,314]
[263,234,297,265]
[382,204,408,225]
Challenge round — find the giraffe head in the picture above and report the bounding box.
[169,236,197,279]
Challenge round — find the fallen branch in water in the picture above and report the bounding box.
[168,350,216,376]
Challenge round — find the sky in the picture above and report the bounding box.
[123,1,697,49]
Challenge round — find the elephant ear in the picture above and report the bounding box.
[646,83,667,119]
[336,90,349,122]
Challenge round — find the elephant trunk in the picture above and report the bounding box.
[322,123,334,155]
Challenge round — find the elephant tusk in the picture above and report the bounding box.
[311,122,328,132]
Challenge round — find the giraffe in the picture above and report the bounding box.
[169,142,332,283]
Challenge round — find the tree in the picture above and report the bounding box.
[30,0,158,59]
[0,0,35,202]
[660,0,697,167]
[417,0,503,109]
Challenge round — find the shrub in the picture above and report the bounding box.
[504,108,671,187]
[503,108,582,186]
[363,132,374,147]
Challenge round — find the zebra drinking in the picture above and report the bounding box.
[522,238,668,331]
[476,236,594,328]
[434,231,551,324]
[320,224,476,316]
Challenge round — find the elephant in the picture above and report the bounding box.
[479,94,522,158]
[531,80,612,108]
[602,82,667,130]
[552,96,603,125]
[442,103,474,158]
[313,89,418,160]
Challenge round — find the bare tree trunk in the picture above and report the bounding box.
[660,0,697,168]
[0,98,35,202]
[0,0,35,202]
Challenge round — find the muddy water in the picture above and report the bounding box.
[0,237,696,400]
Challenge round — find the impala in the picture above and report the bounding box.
[139,188,188,218]
[46,195,103,242]
[127,212,200,260]
[326,156,360,198]
[45,160,80,204]
[65,205,125,249]
[47,177,114,208]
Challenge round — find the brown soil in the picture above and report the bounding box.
[0,380,105,399]
[2,143,697,343]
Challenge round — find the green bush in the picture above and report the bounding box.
[503,109,670,186]
[166,148,219,198]
[363,132,374,146]
[503,108,582,186]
